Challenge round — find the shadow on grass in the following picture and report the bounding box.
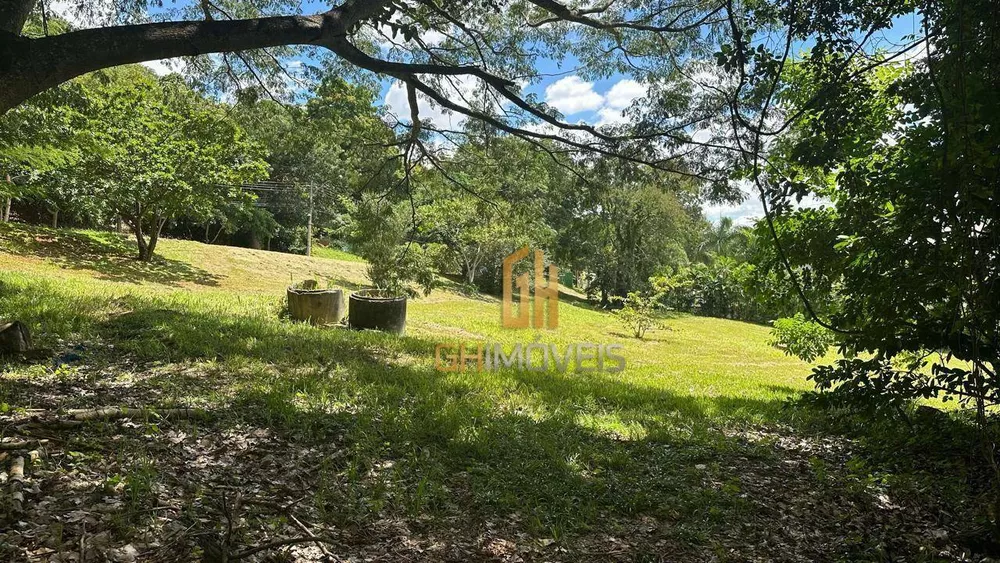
[433,274,497,302]
[0,223,221,287]
[0,275,983,559]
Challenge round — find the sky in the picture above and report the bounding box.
[371,10,922,227]
[48,0,923,227]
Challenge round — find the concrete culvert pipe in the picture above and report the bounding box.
[287,280,345,326]
[349,289,407,335]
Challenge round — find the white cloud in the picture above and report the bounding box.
[898,41,928,64]
[545,76,604,115]
[703,197,764,227]
[384,76,479,130]
[142,58,186,76]
[50,0,114,29]
[603,79,647,110]
[521,121,561,137]
[592,78,649,126]
[594,107,628,126]
[692,128,713,144]
[421,29,447,47]
[703,181,829,226]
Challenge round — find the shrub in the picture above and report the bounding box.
[348,197,436,297]
[768,313,835,362]
[612,292,663,339]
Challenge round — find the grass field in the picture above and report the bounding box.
[0,224,978,561]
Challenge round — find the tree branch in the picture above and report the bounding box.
[0,0,395,114]
[525,0,724,33]
[0,0,35,34]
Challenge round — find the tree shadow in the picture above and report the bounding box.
[0,223,221,287]
[606,330,675,342]
[216,349,946,560]
[0,278,981,560]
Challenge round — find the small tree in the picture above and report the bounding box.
[77,67,267,261]
[349,195,435,297]
[612,292,663,339]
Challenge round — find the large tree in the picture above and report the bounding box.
[0,0,938,213]
[232,76,396,251]
[0,0,746,195]
[553,157,699,302]
[416,134,560,286]
[758,1,999,400]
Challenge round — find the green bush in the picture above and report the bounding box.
[768,313,835,362]
[651,257,774,322]
[348,197,436,297]
[612,292,663,339]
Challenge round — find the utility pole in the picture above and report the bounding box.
[306,184,313,257]
[2,174,11,222]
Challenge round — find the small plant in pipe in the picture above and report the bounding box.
[349,196,435,298]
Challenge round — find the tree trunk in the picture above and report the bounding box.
[0,0,35,34]
[129,214,150,261]
[50,208,58,229]
[138,216,167,261]
[134,229,148,260]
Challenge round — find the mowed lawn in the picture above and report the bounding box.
[0,224,954,562]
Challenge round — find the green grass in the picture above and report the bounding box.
[310,242,365,263]
[0,223,971,559]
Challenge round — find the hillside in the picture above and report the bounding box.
[0,223,818,411]
[0,224,956,562]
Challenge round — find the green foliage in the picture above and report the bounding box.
[700,217,748,261]
[768,314,835,363]
[233,77,395,252]
[16,66,270,260]
[348,196,435,297]
[0,74,88,203]
[415,133,559,290]
[612,292,663,339]
[760,0,999,411]
[551,158,701,302]
[653,256,769,322]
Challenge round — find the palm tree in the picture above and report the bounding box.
[705,217,741,257]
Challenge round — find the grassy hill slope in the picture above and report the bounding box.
[0,224,820,419]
